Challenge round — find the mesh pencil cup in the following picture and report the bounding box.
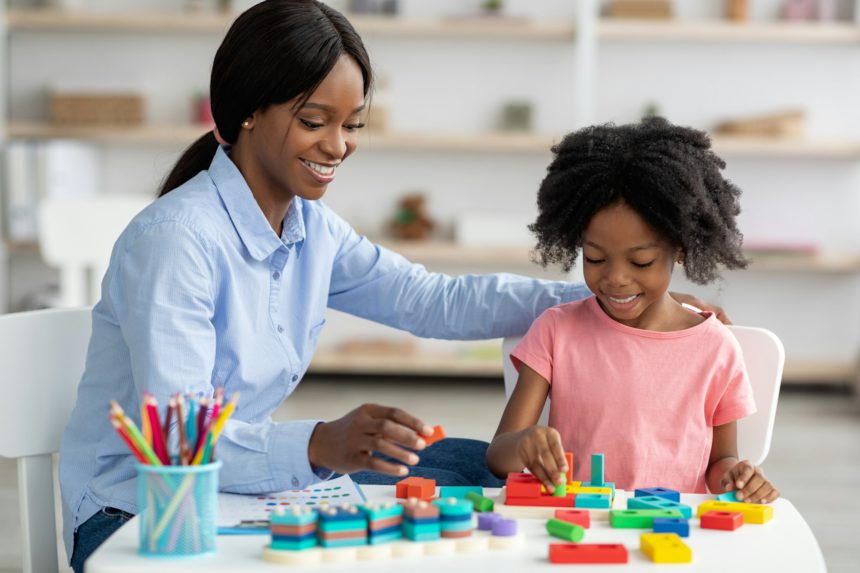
[137,461,222,557]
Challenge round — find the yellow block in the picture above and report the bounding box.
[696,500,773,524]
[640,533,692,564]
[569,486,613,496]
[541,481,581,494]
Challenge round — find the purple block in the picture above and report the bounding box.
[653,517,689,538]
[477,512,502,531]
[491,518,518,537]
[634,487,680,502]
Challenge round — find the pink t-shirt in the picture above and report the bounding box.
[511,296,755,493]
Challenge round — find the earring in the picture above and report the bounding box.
[241,120,250,128]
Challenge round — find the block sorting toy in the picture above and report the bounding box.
[640,532,692,563]
[700,510,744,531]
[549,543,629,564]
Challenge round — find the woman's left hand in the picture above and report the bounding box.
[720,460,780,504]
[669,291,731,325]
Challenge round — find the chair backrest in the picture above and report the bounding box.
[38,196,150,307]
[0,308,93,573]
[501,324,784,467]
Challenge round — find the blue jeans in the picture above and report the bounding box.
[70,507,134,573]
[350,437,504,487]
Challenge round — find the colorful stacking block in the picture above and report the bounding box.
[549,543,629,564]
[546,518,585,542]
[574,493,611,509]
[465,491,494,512]
[635,487,681,502]
[434,497,474,539]
[270,506,318,551]
[565,452,574,484]
[581,481,615,496]
[627,495,692,518]
[700,510,744,531]
[439,486,482,499]
[505,494,575,508]
[610,509,684,529]
[640,533,692,563]
[506,472,542,498]
[395,476,436,500]
[477,512,502,531]
[696,500,773,524]
[402,498,441,541]
[358,502,404,545]
[590,453,605,487]
[424,425,447,446]
[552,483,566,497]
[653,517,689,537]
[554,509,590,529]
[716,491,739,502]
[317,504,367,548]
[491,518,518,537]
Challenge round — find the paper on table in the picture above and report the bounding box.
[217,474,366,528]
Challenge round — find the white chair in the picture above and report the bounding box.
[502,325,785,466]
[38,196,151,307]
[0,308,93,573]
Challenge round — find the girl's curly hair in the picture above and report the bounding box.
[530,116,747,284]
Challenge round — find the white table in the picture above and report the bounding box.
[86,486,826,572]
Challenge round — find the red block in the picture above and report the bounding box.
[700,510,744,531]
[554,509,590,529]
[424,425,446,446]
[505,494,575,508]
[395,477,436,500]
[549,543,629,564]
[564,452,574,484]
[506,472,541,498]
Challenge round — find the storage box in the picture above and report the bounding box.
[50,91,145,125]
[606,0,673,19]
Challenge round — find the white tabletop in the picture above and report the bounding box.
[86,486,826,573]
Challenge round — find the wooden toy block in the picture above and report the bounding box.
[570,486,612,496]
[716,491,739,502]
[652,517,689,537]
[590,453,605,486]
[491,518,518,537]
[627,495,692,518]
[402,498,440,519]
[505,494,575,508]
[271,523,317,537]
[554,509,590,529]
[552,482,566,497]
[439,485,482,499]
[271,506,318,526]
[271,536,317,551]
[424,425,446,446]
[464,491,494,512]
[582,481,615,496]
[565,452,573,484]
[488,532,526,549]
[549,543,629,564]
[610,509,684,528]
[635,487,680,502]
[640,533,692,563]
[700,510,744,531]
[696,500,773,524]
[434,497,474,516]
[574,493,611,509]
[358,502,403,522]
[477,512,502,530]
[546,518,585,542]
[506,472,541,498]
[395,477,436,500]
[541,481,582,494]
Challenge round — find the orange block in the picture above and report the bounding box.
[424,425,446,446]
[506,472,541,498]
[565,452,574,484]
[395,476,436,500]
[505,494,576,508]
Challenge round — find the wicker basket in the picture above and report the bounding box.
[607,0,673,19]
[50,92,145,125]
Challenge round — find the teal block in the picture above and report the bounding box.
[440,519,474,532]
[270,507,318,527]
[358,502,404,521]
[402,520,441,540]
[716,491,739,502]
[317,519,366,533]
[270,537,317,551]
[574,493,611,509]
[368,531,402,545]
[590,454,605,487]
[433,498,474,517]
[439,486,483,499]
[319,536,367,548]
[627,496,691,519]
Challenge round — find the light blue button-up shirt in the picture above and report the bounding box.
[58,146,589,557]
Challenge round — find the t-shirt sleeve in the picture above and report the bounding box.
[509,309,557,383]
[710,338,757,427]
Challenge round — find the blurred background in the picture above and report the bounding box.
[0,0,858,571]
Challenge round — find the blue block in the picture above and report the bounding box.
[574,493,611,509]
[439,513,472,523]
[634,487,680,502]
[404,515,441,526]
[271,531,316,544]
[716,491,739,502]
[439,486,483,499]
[590,453,605,486]
[653,517,689,538]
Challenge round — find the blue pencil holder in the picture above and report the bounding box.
[136,461,222,558]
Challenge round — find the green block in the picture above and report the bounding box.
[553,483,566,497]
[610,509,683,528]
[464,491,494,512]
[439,486,483,499]
[546,518,585,542]
[270,538,317,551]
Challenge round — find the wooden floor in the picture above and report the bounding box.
[0,382,856,572]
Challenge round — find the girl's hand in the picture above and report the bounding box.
[308,403,433,477]
[516,425,568,491]
[720,460,780,504]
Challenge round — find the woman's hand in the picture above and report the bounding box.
[669,291,731,324]
[720,460,780,504]
[515,425,568,491]
[307,403,433,476]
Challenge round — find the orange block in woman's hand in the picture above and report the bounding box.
[424,425,446,446]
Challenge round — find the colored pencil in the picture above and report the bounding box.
[110,415,147,464]
[175,394,190,465]
[110,401,161,465]
[145,396,169,465]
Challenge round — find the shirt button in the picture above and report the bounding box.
[272,271,280,280]
[277,325,284,333]
[291,374,299,382]
[291,477,300,488]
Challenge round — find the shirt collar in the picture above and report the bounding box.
[209,146,306,261]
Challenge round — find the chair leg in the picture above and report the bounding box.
[18,455,59,573]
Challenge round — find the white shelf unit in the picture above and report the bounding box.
[2,0,860,385]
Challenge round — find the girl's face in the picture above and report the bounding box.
[581,201,679,329]
[237,54,366,202]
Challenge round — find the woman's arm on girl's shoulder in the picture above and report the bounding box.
[706,422,780,503]
[486,364,567,490]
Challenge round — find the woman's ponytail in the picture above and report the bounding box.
[157,131,219,197]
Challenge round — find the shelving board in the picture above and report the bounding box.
[6,9,575,40]
[599,19,860,44]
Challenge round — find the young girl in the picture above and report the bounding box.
[486,117,779,504]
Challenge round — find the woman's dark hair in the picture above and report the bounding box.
[158,0,372,196]
[530,116,747,284]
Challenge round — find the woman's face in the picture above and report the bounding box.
[237,55,366,202]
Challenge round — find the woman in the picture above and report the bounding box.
[58,2,721,570]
